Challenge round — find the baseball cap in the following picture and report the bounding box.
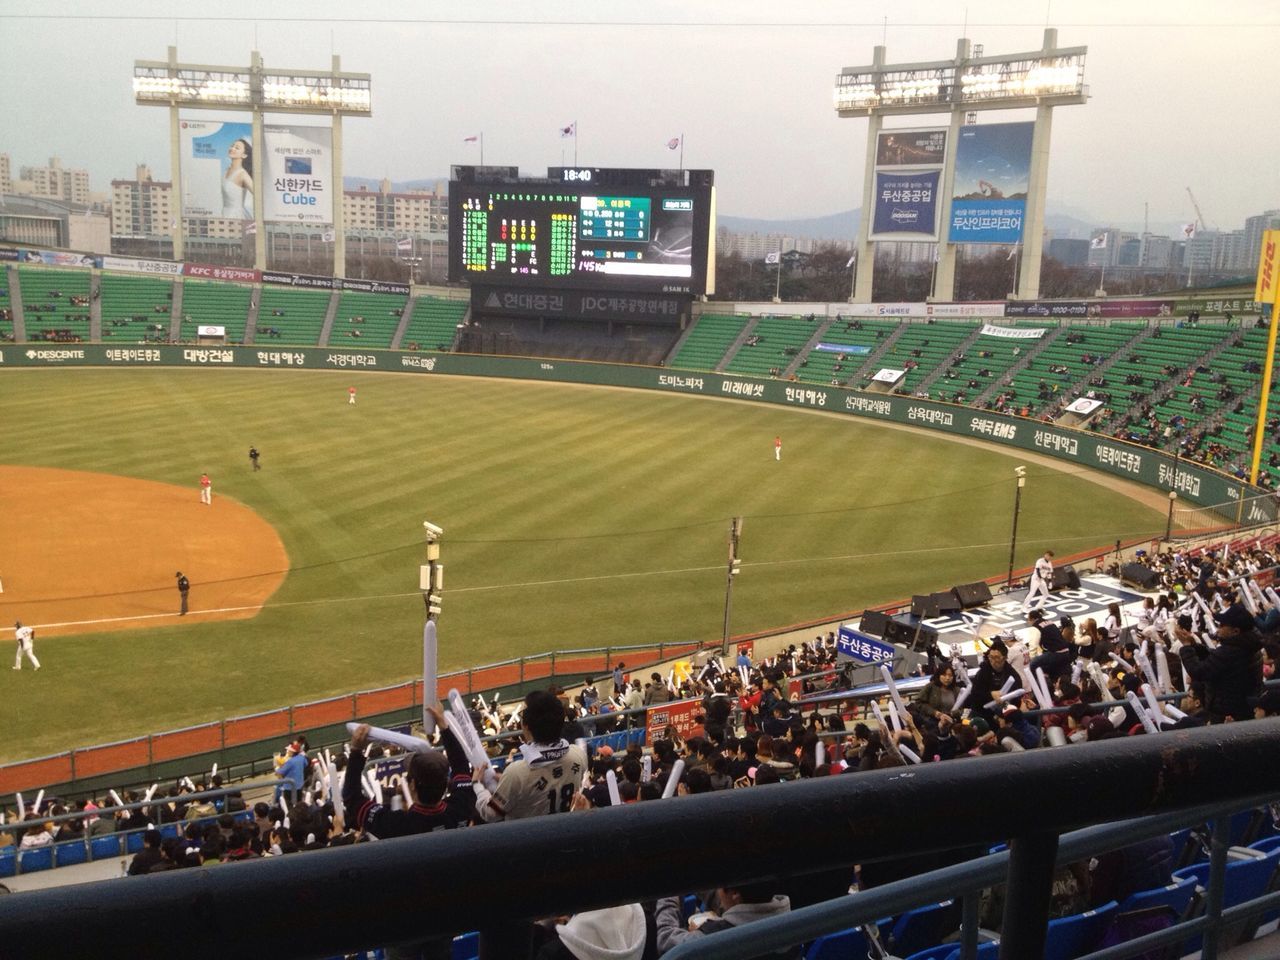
[1248,689,1280,715]
[1214,604,1255,632]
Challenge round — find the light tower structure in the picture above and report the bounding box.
[835,29,1087,302]
[133,46,371,274]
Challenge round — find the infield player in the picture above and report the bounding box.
[199,472,212,505]
[1022,549,1055,614]
[13,621,39,671]
[774,435,782,461]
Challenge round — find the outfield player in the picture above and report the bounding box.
[199,472,212,505]
[348,385,357,405]
[774,435,782,461]
[1022,549,1055,614]
[12,621,40,671]
[249,447,260,471]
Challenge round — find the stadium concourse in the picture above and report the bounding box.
[5,530,1280,958]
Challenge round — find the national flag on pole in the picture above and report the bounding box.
[397,237,413,253]
[764,251,781,265]
[1006,245,1018,261]
[560,122,576,138]
[667,136,681,150]
[1090,233,1108,249]
[845,253,856,269]
[933,246,941,263]
[463,135,479,143]
[244,221,256,236]
[1181,222,1198,241]
[322,229,336,243]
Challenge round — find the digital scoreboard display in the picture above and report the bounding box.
[449,168,714,296]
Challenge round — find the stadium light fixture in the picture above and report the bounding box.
[133,58,372,115]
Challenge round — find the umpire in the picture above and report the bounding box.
[176,572,190,616]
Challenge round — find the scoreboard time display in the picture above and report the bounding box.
[449,167,714,296]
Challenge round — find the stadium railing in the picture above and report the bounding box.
[2,720,1279,960]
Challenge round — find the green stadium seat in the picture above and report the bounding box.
[401,297,467,352]
[180,280,253,344]
[792,318,901,385]
[723,314,823,378]
[333,290,409,349]
[18,266,92,343]
[100,273,175,342]
[670,313,752,371]
[255,287,332,346]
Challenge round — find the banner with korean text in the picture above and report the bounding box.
[947,121,1034,244]
[263,125,334,224]
[870,170,942,239]
[179,118,254,220]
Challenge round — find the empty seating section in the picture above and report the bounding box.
[18,267,92,342]
[0,272,12,341]
[860,321,976,393]
[723,314,824,377]
[1006,324,1140,414]
[255,287,332,345]
[932,331,1028,403]
[100,274,174,342]
[401,297,467,351]
[180,280,252,343]
[793,318,900,385]
[670,313,752,370]
[334,290,407,349]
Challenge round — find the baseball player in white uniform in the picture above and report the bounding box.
[1022,550,1055,614]
[13,621,40,671]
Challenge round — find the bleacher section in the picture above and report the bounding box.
[669,313,752,371]
[18,267,92,343]
[932,329,1030,404]
[99,274,174,342]
[1005,323,1142,414]
[254,287,332,346]
[180,280,253,344]
[859,321,976,393]
[0,271,13,342]
[791,318,900,385]
[333,290,408,349]
[722,314,822,378]
[1113,324,1232,420]
[400,297,467,352]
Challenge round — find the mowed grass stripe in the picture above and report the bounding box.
[0,369,1166,760]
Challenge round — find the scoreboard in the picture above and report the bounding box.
[449,167,715,296]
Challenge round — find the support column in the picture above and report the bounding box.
[333,112,345,279]
[931,38,970,302]
[849,45,884,304]
[1016,30,1060,300]
[167,46,184,262]
[250,51,266,271]
[999,832,1059,960]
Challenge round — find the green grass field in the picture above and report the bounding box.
[0,368,1168,761]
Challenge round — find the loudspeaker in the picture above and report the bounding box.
[859,609,890,637]
[931,591,961,615]
[1051,564,1082,590]
[884,617,938,650]
[911,594,940,618]
[1121,562,1159,589]
[951,581,994,609]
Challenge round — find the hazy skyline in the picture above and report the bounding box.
[2,0,1277,229]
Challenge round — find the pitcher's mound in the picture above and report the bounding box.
[0,466,287,637]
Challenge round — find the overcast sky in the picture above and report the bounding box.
[2,0,1277,229]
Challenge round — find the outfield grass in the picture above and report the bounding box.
[0,368,1167,760]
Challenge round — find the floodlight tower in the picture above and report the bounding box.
[835,29,1087,302]
[133,46,371,274]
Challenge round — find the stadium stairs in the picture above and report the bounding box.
[317,289,341,346]
[87,273,102,341]
[972,326,1063,407]
[1142,329,1243,439]
[1022,323,1153,419]
[0,265,20,342]
[389,296,416,349]
[167,280,184,341]
[666,312,753,370]
[780,316,838,379]
[789,318,903,386]
[714,315,762,372]
[242,285,262,344]
[913,324,988,398]
[845,320,910,384]
[721,314,827,379]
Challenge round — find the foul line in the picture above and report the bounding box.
[21,528,1164,633]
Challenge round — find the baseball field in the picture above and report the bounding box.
[0,367,1170,761]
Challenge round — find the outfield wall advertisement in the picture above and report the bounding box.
[1,345,1270,521]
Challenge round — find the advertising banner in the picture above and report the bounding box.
[262,125,333,224]
[876,128,947,167]
[979,323,1045,339]
[196,325,226,337]
[183,263,261,283]
[870,302,1006,318]
[947,121,1034,244]
[473,285,685,323]
[100,255,184,277]
[870,170,941,239]
[836,626,896,664]
[1065,398,1104,416]
[0,248,22,262]
[1005,300,1090,318]
[20,249,96,267]
[1257,230,1280,305]
[1096,300,1174,319]
[813,343,871,355]
[179,118,254,220]
[341,277,410,296]
[262,271,339,290]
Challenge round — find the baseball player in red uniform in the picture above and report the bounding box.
[348,385,357,405]
[199,472,212,505]
[774,436,782,461]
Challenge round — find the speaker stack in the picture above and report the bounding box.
[1120,563,1159,590]
[858,609,891,637]
[950,581,994,609]
[1051,564,1082,590]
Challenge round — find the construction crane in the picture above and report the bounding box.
[1186,187,1212,232]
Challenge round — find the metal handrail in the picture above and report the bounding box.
[3,720,1280,960]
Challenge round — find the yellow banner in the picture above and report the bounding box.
[1257,229,1280,304]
